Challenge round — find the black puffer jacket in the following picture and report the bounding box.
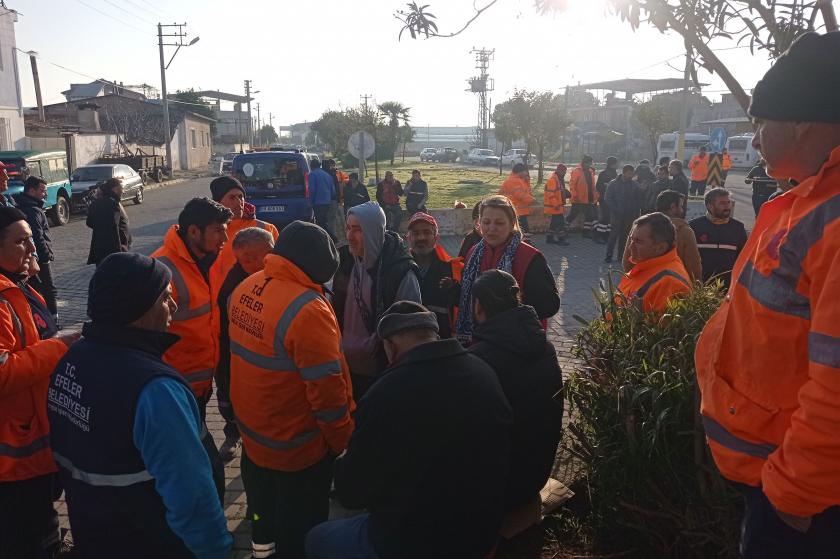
[469,305,564,511]
[14,193,53,262]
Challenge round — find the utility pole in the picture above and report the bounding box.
[676,46,693,163]
[27,52,44,122]
[268,112,273,143]
[256,102,261,147]
[244,80,253,149]
[560,85,570,163]
[158,22,200,173]
[359,94,373,181]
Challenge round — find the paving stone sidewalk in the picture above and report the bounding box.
[48,177,617,556]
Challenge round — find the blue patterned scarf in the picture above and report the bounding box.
[456,232,522,344]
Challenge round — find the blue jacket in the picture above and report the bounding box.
[48,322,231,559]
[308,168,335,206]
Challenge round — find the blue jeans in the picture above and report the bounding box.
[305,513,380,559]
[737,483,840,558]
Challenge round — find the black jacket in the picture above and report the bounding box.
[216,263,249,389]
[344,183,371,212]
[333,231,420,331]
[605,177,643,219]
[670,172,690,198]
[334,338,512,559]
[646,178,672,213]
[404,179,428,214]
[469,305,564,511]
[595,167,618,200]
[415,252,459,338]
[86,194,132,265]
[15,193,52,262]
[689,216,748,288]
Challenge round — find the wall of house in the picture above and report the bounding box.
[177,115,212,170]
[0,8,25,151]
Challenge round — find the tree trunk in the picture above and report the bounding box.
[820,0,839,31]
[401,141,406,163]
[537,144,545,184]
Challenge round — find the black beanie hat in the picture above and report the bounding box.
[88,252,172,325]
[377,301,439,339]
[749,32,840,123]
[272,221,339,284]
[210,176,246,202]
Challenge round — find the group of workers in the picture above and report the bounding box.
[1,30,839,559]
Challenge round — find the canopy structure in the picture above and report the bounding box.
[191,90,253,104]
[571,78,709,95]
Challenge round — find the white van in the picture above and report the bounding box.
[725,134,760,169]
[657,133,710,165]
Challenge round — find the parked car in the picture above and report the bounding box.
[231,150,312,229]
[432,147,459,163]
[0,150,74,226]
[222,152,238,174]
[465,148,501,166]
[70,164,144,212]
[501,149,533,167]
[419,148,437,162]
[208,155,224,175]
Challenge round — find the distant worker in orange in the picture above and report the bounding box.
[688,145,710,196]
[543,163,570,246]
[617,212,690,313]
[567,155,599,237]
[229,221,354,559]
[499,163,535,234]
[696,32,840,556]
[721,147,733,186]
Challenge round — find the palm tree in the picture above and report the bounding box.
[378,101,411,165]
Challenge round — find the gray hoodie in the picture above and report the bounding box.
[341,202,421,376]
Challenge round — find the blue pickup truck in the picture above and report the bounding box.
[0,150,74,225]
[231,150,317,229]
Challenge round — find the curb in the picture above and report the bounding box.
[142,173,214,193]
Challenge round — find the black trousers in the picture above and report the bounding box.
[242,451,333,559]
[607,216,634,260]
[547,214,566,239]
[0,474,60,559]
[737,483,840,559]
[196,393,226,504]
[29,261,58,316]
[213,366,240,440]
[313,205,335,241]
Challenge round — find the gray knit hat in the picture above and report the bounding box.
[376,301,439,339]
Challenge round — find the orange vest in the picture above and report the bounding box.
[229,254,355,471]
[689,153,710,181]
[722,153,732,171]
[696,145,840,517]
[433,245,464,331]
[617,248,691,313]
[569,166,598,204]
[151,226,218,398]
[543,173,567,215]
[499,174,535,216]
[0,278,67,482]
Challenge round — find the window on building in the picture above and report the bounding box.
[191,129,197,149]
[0,119,8,151]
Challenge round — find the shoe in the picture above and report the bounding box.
[219,436,241,463]
[604,256,613,263]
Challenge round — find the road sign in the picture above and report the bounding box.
[347,131,375,160]
[710,127,727,153]
[707,153,723,188]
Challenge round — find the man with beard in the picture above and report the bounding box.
[405,212,462,338]
[689,188,747,289]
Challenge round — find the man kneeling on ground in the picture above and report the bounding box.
[306,301,512,559]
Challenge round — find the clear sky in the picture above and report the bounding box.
[12,0,783,128]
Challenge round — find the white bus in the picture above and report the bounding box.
[725,134,760,169]
[656,133,710,165]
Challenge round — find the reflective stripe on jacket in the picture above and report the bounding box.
[151,226,217,398]
[617,247,691,313]
[0,276,67,482]
[229,254,355,471]
[569,166,598,204]
[696,145,840,517]
[499,174,535,216]
[543,173,567,215]
[689,154,709,181]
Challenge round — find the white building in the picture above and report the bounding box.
[0,5,25,150]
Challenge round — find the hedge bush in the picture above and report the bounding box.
[564,280,742,557]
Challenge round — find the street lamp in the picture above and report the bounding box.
[158,23,199,174]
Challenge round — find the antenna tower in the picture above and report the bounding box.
[467,48,495,148]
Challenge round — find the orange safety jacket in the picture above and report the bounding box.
[569,166,598,205]
[722,153,733,171]
[543,173,568,215]
[696,145,840,517]
[0,276,67,482]
[151,226,218,398]
[432,244,464,332]
[499,173,535,216]
[229,254,355,472]
[689,153,710,181]
[617,247,691,313]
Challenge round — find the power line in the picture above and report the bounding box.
[71,0,151,35]
[137,0,171,18]
[101,0,156,26]
[122,0,168,20]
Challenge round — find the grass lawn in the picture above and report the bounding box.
[351,160,550,210]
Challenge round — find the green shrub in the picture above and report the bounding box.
[564,281,742,557]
